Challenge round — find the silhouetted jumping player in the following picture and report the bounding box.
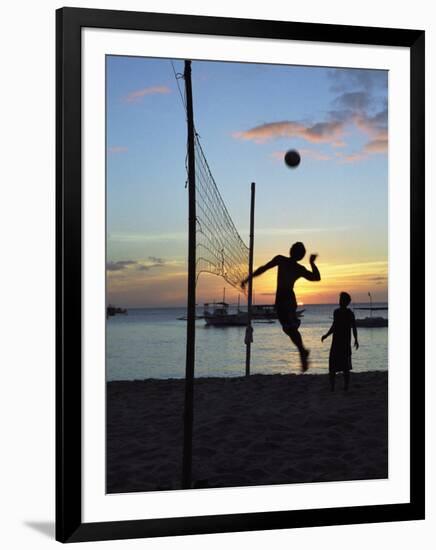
[321,292,359,391]
[242,242,320,371]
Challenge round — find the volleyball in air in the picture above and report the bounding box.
[284,149,301,168]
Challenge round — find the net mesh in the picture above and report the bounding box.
[170,60,249,291]
[194,135,249,291]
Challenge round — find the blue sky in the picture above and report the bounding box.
[106,56,388,307]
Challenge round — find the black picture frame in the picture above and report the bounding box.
[56,7,425,543]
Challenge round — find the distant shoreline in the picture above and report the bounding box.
[106,368,387,382]
[112,302,389,311]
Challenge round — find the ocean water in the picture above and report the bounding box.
[106,303,388,381]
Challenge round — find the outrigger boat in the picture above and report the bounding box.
[251,304,276,320]
[106,304,128,318]
[203,289,248,327]
[203,290,304,326]
[203,301,248,326]
[250,304,305,321]
[354,292,388,328]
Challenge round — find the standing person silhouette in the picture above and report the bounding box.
[321,291,359,391]
[242,242,320,371]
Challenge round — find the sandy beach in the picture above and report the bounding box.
[107,371,388,493]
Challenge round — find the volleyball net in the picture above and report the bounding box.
[194,135,249,291]
[170,60,249,292]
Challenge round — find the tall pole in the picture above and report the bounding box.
[245,182,256,376]
[182,60,196,489]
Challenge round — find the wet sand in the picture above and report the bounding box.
[107,371,388,493]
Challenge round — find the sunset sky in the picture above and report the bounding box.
[107,56,388,307]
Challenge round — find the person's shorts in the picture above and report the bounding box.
[276,303,301,330]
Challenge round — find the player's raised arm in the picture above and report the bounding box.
[241,255,282,289]
[300,253,321,281]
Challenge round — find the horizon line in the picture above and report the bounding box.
[113,301,388,310]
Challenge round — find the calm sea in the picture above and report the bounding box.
[106,303,388,381]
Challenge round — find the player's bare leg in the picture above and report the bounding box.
[283,326,310,372]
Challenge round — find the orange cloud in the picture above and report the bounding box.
[233,120,344,145]
[299,148,331,161]
[123,85,171,103]
[335,151,367,164]
[234,106,388,164]
[364,138,388,154]
[353,110,387,138]
[352,110,388,157]
[334,135,387,163]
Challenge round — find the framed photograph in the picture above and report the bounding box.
[56,7,425,543]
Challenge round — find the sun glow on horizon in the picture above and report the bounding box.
[107,256,388,308]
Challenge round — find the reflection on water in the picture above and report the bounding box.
[107,304,388,381]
